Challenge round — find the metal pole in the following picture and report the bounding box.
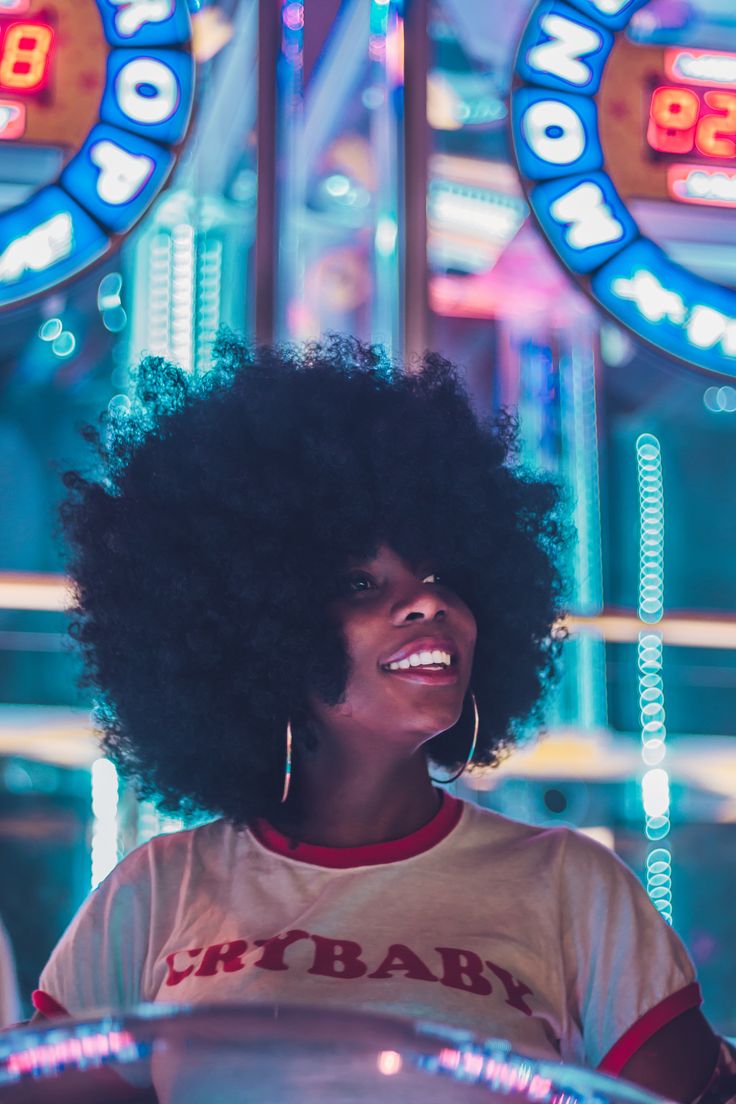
[255,0,280,346]
[402,0,430,365]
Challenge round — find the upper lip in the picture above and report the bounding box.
[380,635,458,667]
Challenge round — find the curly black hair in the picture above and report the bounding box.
[59,332,570,832]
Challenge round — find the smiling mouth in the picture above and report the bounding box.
[380,649,456,672]
[379,655,459,684]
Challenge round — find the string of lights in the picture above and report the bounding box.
[636,433,672,925]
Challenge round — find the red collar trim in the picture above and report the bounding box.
[249,791,464,868]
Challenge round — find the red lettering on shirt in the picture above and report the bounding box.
[253,929,310,971]
[368,944,439,982]
[435,946,492,995]
[485,959,534,1016]
[307,935,367,979]
[165,948,203,986]
[159,932,536,1015]
[194,940,249,977]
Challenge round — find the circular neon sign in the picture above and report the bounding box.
[0,0,194,311]
[511,0,736,379]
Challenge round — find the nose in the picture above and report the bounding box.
[392,583,447,624]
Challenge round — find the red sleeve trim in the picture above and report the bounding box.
[597,981,703,1075]
[31,990,69,1019]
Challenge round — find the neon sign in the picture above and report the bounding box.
[0,20,53,92]
[0,0,194,310]
[512,0,736,378]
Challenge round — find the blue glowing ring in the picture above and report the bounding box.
[511,0,736,379]
[0,0,194,311]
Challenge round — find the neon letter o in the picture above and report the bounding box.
[522,99,586,165]
[114,57,179,125]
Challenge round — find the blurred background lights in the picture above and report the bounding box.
[102,306,128,333]
[636,434,672,922]
[600,322,636,368]
[51,331,76,359]
[703,385,736,412]
[97,272,122,312]
[325,173,351,198]
[362,86,384,109]
[636,434,664,625]
[283,2,304,31]
[642,767,670,818]
[107,394,131,416]
[38,318,62,342]
[375,215,398,256]
[98,272,127,334]
[377,1051,402,1076]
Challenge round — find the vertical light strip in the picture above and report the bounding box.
[370,0,402,355]
[90,757,119,890]
[147,231,173,357]
[170,223,196,373]
[276,0,305,340]
[636,433,672,924]
[195,235,223,374]
[564,329,606,731]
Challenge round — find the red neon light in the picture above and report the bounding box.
[0,22,53,93]
[647,85,736,162]
[647,85,698,154]
[696,90,736,158]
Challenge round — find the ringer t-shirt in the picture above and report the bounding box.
[34,792,700,1074]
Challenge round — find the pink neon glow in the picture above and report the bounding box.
[436,1044,555,1099]
[6,1030,136,1077]
[283,2,303,31]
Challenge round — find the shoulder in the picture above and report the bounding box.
[457,797,580,859]
[455,801,634,889]
[98,817,236,896]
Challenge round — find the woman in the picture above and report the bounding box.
[34,334,732,1099]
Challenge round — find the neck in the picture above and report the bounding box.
[273,748,443,848]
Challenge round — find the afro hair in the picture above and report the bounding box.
[59,332,570,833]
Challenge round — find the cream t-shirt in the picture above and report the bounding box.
[35,792,700,1073]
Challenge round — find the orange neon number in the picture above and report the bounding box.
[0,23,53,92]
[696,91,736,160]
[647,85,699,154]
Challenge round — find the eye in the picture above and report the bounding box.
[421,572,443,585]
[342,571,376,593]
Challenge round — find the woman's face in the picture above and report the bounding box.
[308,544,477,757]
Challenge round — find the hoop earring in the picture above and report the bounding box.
[280,718,293,804]
[280,692,479,802]
[429,691,479,785]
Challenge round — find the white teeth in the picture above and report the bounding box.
[385,650,452,671]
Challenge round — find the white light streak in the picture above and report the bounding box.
[91,757,119,890]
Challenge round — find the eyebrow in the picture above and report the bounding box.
[343,556,436,572]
